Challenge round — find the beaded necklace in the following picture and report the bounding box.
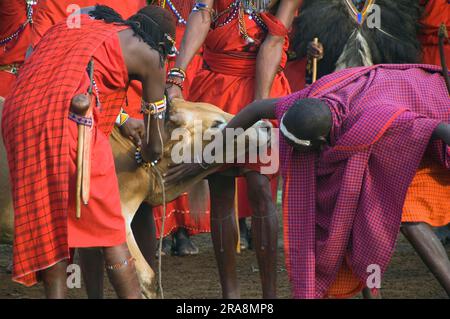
[0,1,37,48]
[166,0,188,25]
[215,0,269,43]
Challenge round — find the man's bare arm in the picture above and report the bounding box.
[432,123,450,146]
[225,98,278,131]
[254,0,301,100]
[164,98,278,185]
[125,37,167,162]
[175,0,214,71]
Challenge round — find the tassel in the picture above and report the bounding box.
[146,117,150,145]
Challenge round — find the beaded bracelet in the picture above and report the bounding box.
[166,77,184,91]
[168,67,186,79]
[192,2,213,15]
[168,71,185,80]
[141,97,167,116]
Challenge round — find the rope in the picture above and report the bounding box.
[153,116,166,299]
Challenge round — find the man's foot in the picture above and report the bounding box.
[6,260,12,274]
[156,236,172,258]
[173,228,199,256]
[239,218,251,250]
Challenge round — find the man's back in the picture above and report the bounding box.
[308,65,449,140]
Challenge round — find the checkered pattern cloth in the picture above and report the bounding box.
[1,17,127,286]
[275,64,450,298]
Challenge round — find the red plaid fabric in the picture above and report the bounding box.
[275,64,450,298]
[2,17,128,286]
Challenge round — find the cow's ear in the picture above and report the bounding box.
[169,113,187,126]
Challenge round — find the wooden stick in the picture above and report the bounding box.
[312,37,319,83]
[70,94,91,219]
[438,23,450,95]
[235,182,241,254]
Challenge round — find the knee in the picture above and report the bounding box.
[246,175,273,215]
[401,222,430,237]
[103,242,131,265]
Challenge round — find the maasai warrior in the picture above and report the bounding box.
[166,0,302,298]
[402,0,450,246]
[211,64,450,298]
[286,0,448,298]
[2,5,176,298]
[1,0,151,299]
[150,0,211,257]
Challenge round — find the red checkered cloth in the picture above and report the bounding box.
[275,64,450,298]
[1,17,128,286]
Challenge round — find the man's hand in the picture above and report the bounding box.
[307,40,324,60]
[432,123,450,146]
[164,162,206,187]
[167,84,184,101]
[119,117,145,146]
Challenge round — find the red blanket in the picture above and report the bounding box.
[2,17,127,286]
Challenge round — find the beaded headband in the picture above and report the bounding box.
[280,114,312,147]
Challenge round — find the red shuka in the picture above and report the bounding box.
[189,0,291,218]
[0,0,147,97]
[2,17,128,286]
[0,1,34,96]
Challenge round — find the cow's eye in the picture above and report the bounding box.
[211,120,226,129]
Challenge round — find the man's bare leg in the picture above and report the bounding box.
[246,171,278,299]
[40,260,68,299]
[78,248,104,299]
[103,242,142,299]
[131,202,157,272]
[401,222,450,296]
[208,173,240,299]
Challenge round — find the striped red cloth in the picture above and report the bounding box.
[275,64,450,298]
[2,17,127,286]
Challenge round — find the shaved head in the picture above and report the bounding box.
[281,98,332,151]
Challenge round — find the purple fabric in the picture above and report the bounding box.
[275,64,450,299]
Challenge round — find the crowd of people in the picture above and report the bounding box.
[0,0,449,299]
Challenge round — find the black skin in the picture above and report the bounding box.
[166,98,450,298]
[42,28,169,299]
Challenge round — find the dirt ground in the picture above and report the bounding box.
[1,214,449,299]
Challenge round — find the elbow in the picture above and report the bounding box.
[263,35,285,49]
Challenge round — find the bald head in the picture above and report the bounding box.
[281,98,332,151]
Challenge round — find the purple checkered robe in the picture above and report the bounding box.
[275,64,450,299]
